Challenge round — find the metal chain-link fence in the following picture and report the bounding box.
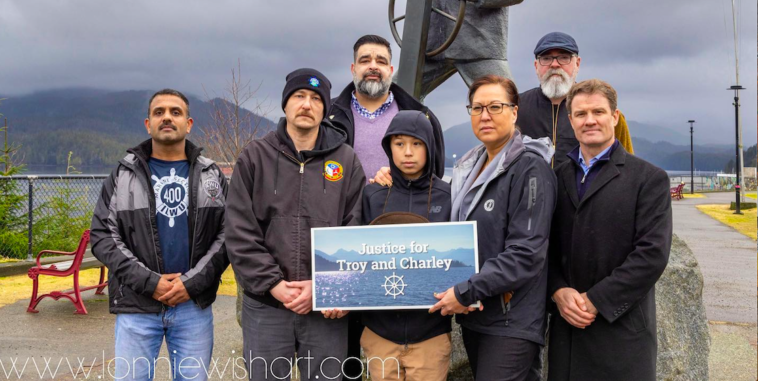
[0,175,107,260]
[669,174,757,193]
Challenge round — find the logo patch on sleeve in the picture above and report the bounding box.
[324,161,344,182]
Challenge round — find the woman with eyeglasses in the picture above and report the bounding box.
[428,75,557,381]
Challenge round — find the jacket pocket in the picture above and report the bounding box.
[620,304,647,334]
[630,304,647,333]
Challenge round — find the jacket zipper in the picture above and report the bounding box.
[408,179,413,211]
[189,165,204,269]
[581,171,588,184]
[527,177,537,231]
[134,157,163,273]
[404,316,409,350]
[281,151,314,279]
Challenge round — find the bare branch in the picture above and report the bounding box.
[194,60,275,169]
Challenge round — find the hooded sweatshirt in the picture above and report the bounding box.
[451,130,557,344]
[226,118,366,308]
[361,110,453,345]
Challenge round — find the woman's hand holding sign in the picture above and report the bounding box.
[429,287,483,316]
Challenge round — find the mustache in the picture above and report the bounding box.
[541,68,569,82]
[362,70,383,80]
[159,123,177,130]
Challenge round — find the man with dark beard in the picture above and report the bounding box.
[330,35,446,379]
[518,32,633,167]
[330,34,446,181]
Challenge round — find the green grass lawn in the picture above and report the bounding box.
[0,266,238,309]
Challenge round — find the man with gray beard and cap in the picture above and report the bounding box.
[518,32,634,167]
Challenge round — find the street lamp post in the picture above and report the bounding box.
[728,85,745,214]
[688,120,695,194]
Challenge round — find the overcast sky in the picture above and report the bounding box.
[1,0,755,145]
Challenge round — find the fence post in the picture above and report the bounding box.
[26,176,35,261]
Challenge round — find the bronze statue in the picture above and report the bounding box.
[390,0,524,101]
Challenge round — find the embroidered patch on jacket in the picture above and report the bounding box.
[484,199,495,212]
[203,178,221,201]
[324,161,344,182]
[309,77,320,87]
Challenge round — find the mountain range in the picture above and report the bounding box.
[0,88,276,167]
[1,88,754,171]
[442,120,757,171]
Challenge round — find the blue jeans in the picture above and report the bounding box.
[114,301,214,381]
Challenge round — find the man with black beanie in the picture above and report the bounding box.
[227,68,366,381]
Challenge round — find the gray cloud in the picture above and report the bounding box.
[0,0,755,145]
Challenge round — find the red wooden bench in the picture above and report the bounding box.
[670,183,685,200]
[26,230,107,315]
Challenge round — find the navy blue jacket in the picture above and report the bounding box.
[452,132,557,344]
[361,110,453,344]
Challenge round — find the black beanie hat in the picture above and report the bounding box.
[281,68,332,118]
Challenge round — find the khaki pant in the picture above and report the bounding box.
[360,327,451,381]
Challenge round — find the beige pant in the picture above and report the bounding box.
[360,327,451,381]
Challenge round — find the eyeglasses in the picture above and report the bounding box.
[537,54,575,66]
[466,102,516,116]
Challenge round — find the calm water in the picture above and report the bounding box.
[314,267,475,309]
[22,165,111,175]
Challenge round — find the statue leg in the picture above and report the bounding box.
[454,59,513,88]
[418,58,459,101]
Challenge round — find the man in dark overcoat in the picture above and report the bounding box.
[547,79,672,381]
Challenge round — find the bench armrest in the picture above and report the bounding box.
[35,250,77,267]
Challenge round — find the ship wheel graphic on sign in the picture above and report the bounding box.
[382,272,407,299]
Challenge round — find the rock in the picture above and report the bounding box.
[448,321,474,380]
[654,234,710,380]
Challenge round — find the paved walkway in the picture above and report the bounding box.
[672,192,756,324]
[673,192,756,380]
[0,295,242,380]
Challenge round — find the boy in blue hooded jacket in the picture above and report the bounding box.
[360,110,452,381]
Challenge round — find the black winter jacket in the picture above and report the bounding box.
[226,118,366,308]
[361,110,453,345]
[330,82,446,178]
[451,131,557,344]
[91,139,229,314]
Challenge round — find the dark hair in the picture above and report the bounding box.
[148,88,190,117]
[566,79,617,115]
[467,75,519,106]
[353,35,392,61]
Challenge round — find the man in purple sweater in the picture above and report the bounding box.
[330,35,446,182]
[329,34,447,378]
